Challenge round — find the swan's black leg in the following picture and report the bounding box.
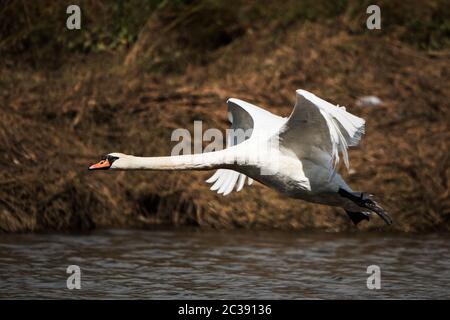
[345,210,370,225]
[338,188,392,225]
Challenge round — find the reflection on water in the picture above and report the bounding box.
[0,229,449,299]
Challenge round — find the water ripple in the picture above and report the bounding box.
[0,230,449,299]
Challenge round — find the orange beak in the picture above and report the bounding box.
[89,159,111,170]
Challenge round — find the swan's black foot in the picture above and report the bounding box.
[363,198,393,225]
[339,188,392,225]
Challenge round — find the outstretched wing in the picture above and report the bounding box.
[206,98,285,196]
[279,90,365,173]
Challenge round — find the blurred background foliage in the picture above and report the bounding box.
[1,0,449,70]
[0,0,449,232]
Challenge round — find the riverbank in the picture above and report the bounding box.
[1,1,449,232]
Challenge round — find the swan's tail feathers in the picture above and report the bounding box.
[345,210,370,226]
[338,188,393,226]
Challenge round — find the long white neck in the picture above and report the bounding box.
[111,148,243,171]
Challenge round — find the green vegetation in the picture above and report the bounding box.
[1,0,449,69]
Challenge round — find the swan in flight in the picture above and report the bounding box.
[89,90,392,226]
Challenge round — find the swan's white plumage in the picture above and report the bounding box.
[94,90,392,225]
[109,90,365,201]
[279,90,365,174]
[207,90,365,196]
[94,89,388,223]
[206,98,283,195]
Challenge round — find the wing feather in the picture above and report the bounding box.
[279,90,365,174]
[206,98,285,195]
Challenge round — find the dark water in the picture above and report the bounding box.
[0,229,449,299]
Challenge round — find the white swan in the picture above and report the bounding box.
[89,89,392,226]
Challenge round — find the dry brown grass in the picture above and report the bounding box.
[0,12,449,233]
